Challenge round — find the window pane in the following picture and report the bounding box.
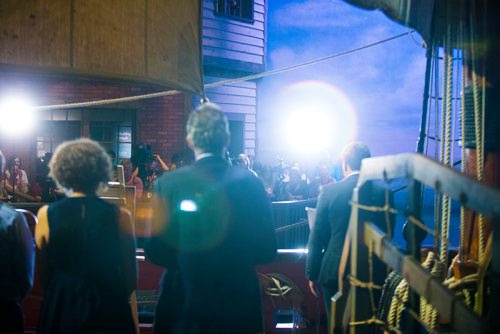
[38,123,52,140]
[36,109,133,163]
[68,110,82,121]
[214,0,253,21]
[118,143,132,159]
[67,125,81,139]
[103,127,114,141]
[36,141,51,158]
[118,127,132,142]
[52,110,67,121]
[40,112,52,121]
[52,123,68,141]
[52,141,63,151]
[100,142,114,153]
[90,126,103,140]
[48,121,80,141]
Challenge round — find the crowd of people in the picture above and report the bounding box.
[1,147,343,206]
[0,146,189,203]
[0,102,386,334]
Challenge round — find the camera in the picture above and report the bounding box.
[229,156,244,166]
[273,158,287,174]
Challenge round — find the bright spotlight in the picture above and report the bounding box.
[286,108,333,152]
[279,81,356,157]
[0,96,36,137]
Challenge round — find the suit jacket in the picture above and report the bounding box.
[306,174,392,286]
[0,204,34,302]
[0,203,34,334]
[146,156,277,334]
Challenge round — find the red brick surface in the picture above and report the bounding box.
[0,73,191,183]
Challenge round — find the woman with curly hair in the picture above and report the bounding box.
[35,138,137,334]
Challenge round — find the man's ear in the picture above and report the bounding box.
[342,161,348,174]
[186,134,195,151]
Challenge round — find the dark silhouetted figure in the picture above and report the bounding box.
[146,103,276,334]
[0,150,34,334]
[35,138,137,334]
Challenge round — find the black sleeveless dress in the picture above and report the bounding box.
[38,197,136,334]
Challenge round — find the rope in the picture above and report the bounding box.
[439,36,453,269]
[419,252,434,329]
[474,234,492,315]
[405,307,440,334]
[429,260,444,329]
[472,68,486,262]
[34,89,182,111]
[469,12,486,263]
[386,279,408,329]
[433,46,441,163]
[431,46,442,254]
[350,202,397,215]
[350,200,438,238]
[443,274,478,290]
[32,31,414,111]
[460,28,466,256]
[424,47,435,157]
[406,215,438,238]
[419,252,441,330]
[467,2,488,315]
[348,275,382,290]
[349,316,386,327]
[463,288,472,306]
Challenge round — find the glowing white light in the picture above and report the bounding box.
[180,199,198,212]
[277,248,308,254]
[279,81,356,156]
[275,323,294,329]
[0,96,36,137]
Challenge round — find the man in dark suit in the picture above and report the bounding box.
[306,142,392,331]
[146,102,277,334]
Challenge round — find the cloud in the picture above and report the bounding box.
[269,47,299,68]
[262,0,428,158]
[272,0,365,30]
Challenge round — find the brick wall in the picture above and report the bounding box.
[0,72,191,187]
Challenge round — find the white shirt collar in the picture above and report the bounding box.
[343,170,360,179]
[196,152,215,161]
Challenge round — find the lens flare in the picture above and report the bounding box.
[278,81,356,158]
[0,96,36,137]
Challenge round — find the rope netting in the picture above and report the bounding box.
[345,171,488,333]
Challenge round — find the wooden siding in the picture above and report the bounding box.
[205,75,258,156]
[0,0,203,94]
[202,0,265,72]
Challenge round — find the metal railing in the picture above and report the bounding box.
[272,199,316,249]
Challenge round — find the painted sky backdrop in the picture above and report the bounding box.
[258,0,428,165]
